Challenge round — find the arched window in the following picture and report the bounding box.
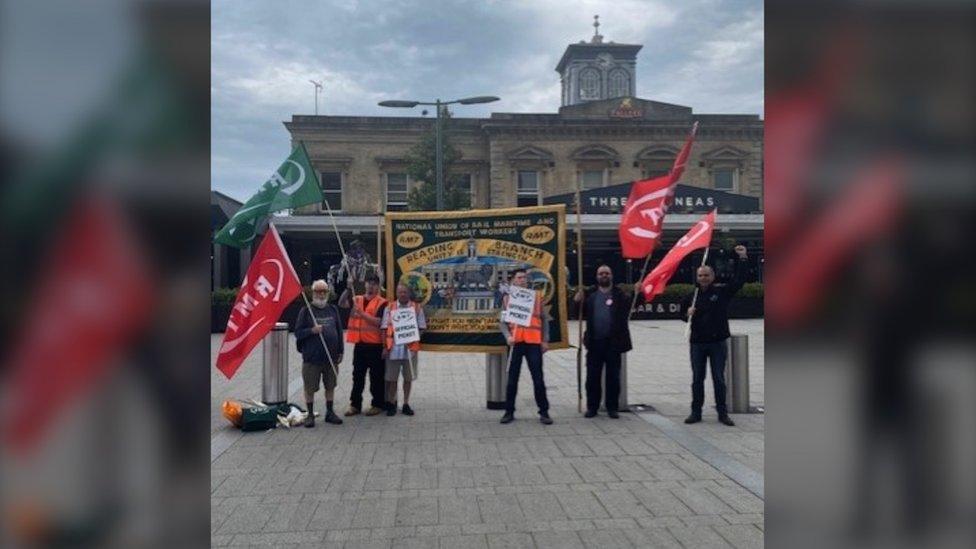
[608,70,629,98]
[579,68,600,100]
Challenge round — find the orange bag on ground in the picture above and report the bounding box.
[222,400,243,428]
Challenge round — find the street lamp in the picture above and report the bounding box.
[379,95,500,210]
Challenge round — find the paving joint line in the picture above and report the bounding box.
[633,410,764,500]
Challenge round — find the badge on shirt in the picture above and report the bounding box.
[606,298,613,306]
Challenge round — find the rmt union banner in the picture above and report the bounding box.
[385,205,568,352]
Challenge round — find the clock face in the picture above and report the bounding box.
[597,53,614,68]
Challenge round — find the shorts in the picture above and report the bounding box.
[385,355,418,382]
[302,361,337,393]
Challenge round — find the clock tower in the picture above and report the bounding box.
[555,15,642,107]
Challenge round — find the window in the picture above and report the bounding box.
[580,68,600,100]
[320,171,342,211]
[580,170,604,190]
[517,171,539,207]
[712,168,736,191]
[608,70,629,98]
[452,173,474,207]
[643,167,670,179]
[386,173,408,211]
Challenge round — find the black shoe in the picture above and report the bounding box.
[304,415,315,428]
[324,411,343,425]
[607,410,620,419]
[402,404,414,416]
[386,404,397,417]
[539,414,553,425]
[500,413,514,424]
[584,410,597,418]
[684,413,702,424]
[718,414,735,426]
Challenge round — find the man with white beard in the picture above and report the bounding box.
[294,279,344,427]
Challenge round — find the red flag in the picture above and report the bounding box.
[641,210,716,301]
[619,122,698,258]
[215,225,302,379]
[2,196,154,454]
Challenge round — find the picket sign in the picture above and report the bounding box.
[502,286,536,327]
[391,306,420,346]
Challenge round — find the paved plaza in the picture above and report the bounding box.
[211,319,764,548]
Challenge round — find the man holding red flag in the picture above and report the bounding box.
[215,225,302,380]
[680,244,748,426]
[639,210,748,425]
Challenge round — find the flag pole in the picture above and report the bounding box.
[684,247,710,339]
[627,253,654,322]
[573,180,585,414]
[300,290,340,383]
[272,218,340,384]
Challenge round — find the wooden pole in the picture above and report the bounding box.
[573,182,585,414]
[627,253,654,322]
[684,247,711,339]
[299,291,340,382]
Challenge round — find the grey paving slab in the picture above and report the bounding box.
[211,320,763,545]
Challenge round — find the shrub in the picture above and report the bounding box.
[735,282,764,299]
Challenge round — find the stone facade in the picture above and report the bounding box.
[285,98,763,215]
[283,32,762,217]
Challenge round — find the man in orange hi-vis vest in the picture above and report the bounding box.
[338,272,388,417]
[499,269,552,425]
[380,283,426,416]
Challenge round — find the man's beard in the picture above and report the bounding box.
[598,279,612,288]
[312,298,328,308]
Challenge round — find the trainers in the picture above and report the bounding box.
[539,414,553,425]
[344,406,360,417]
[402,404,414,416]
[684,413,702,424]
[500,413,514,424]
[607,410,620,419]
[718,414,736,427]
[584,410,597,418]
[304,414,315,428]
[364,406,383,416]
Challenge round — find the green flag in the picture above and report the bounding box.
[214,143,323,248]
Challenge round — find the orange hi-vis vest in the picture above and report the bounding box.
[346,294,387,344]
[385,300,422,352]
[508,291,544,345]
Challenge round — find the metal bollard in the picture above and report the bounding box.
[599,352,629,411]
[262,322,289,405]
[725,334,749,413]
[486,353,507,410]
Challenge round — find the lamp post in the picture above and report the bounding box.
[379,95,499,210]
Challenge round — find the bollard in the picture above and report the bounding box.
[600,352,629,412]
[725,334,749,413]
[486,353,507,410]
[262,322,289,405]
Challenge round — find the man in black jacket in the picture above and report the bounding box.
[574,265,633,418]
[680,245,748,426]
[295,279,345,427]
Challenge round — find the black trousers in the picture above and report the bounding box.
[504,343,549,415]
[585,338,622,412]
[349,343,385,409]
[690,340,728,415]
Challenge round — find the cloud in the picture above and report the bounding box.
[212,0,763,200]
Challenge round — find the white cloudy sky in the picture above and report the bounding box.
[212,0,763,201]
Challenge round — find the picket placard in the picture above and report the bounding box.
[502,286,536,327]
[391,306,420,345]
